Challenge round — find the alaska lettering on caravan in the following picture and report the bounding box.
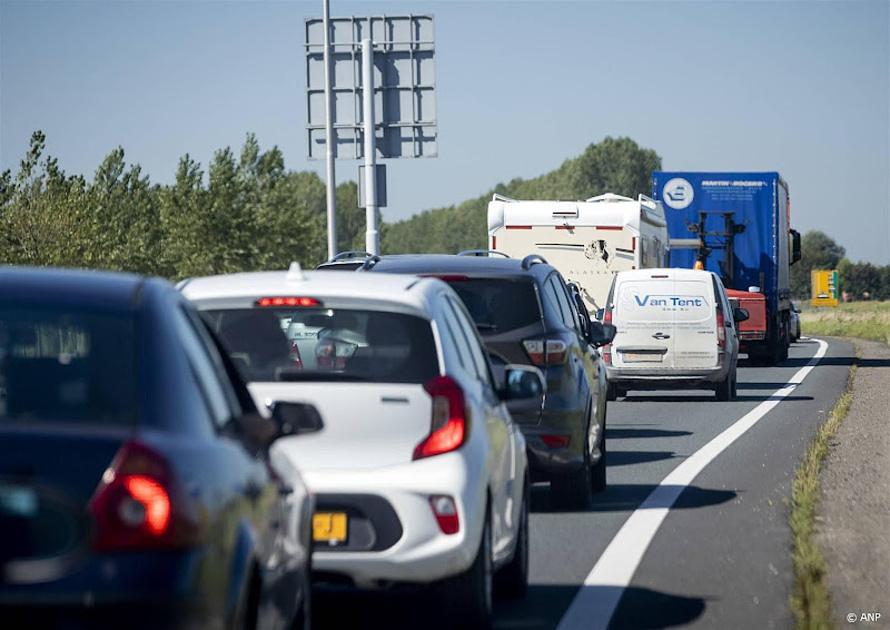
[634,295,705,308]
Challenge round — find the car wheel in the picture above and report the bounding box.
[605,382,617,402]
[436,510,493,628]
[590,431,607,493]
[495,480,529,599]
[551,439,593,510]
[715,370,734,402]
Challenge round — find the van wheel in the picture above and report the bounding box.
[495,480,529,599]
[606,383,618,402]
[715,369,735,402]
[436,510,493,628]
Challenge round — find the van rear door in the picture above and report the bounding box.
[611,273,675,368]
[671,276,718,368]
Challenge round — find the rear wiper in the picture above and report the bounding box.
[276,370,371,382]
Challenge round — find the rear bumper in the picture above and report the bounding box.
[605,363,730,388]
[304,452,488,587]
[0,551,204,629]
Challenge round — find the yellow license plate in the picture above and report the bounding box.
[313,512,348,544]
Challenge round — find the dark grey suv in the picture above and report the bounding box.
[362,253,616,508]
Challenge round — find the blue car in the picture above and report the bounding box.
[0,267,318,629]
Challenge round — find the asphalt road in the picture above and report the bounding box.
[314,338,853,629]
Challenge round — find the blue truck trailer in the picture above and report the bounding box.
[652,172,801,364]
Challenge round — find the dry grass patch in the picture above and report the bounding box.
[800,301,890,344]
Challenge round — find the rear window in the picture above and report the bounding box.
[201,308,439,384]
[616,279,712,323]
[447,279,541,334]
[0,307,136,425]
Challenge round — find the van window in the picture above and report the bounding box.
[616,278,712,323]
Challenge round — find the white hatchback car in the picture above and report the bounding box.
[181,265,538,628]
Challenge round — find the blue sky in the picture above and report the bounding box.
[2,0,888,263]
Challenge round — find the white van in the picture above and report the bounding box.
[600,268,747,401]
[487,193,669,313]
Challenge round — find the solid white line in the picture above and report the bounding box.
[556,339,830,630]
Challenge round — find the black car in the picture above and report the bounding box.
[362,254,616,508]
[0,267,318,629]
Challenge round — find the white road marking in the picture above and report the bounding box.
[556,339,830,630]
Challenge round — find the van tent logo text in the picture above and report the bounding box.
[634,295,705,308]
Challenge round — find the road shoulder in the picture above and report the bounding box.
[815,337,890,625]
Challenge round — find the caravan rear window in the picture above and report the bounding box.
[446,279,541,334]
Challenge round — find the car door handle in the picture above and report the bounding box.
[652,332,671,340]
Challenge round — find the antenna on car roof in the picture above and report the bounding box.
[520,254,548,270]
[286,262,306,282]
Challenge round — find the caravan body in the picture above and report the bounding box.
[487,193,669,312]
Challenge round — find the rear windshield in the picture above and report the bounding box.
[201,308,439,384]
[447,279,541,334]
[0,307,136,425]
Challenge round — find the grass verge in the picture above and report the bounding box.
[801,301,890,344]
[789,359,857,630]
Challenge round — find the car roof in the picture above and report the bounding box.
[366,254,551,278]
[0,266,145,311]
[615,268,716,283]
[180,267,444,316]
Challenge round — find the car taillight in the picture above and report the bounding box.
[522,338,568,366]
[88,441,199,552]
[413,376,467,460]
[541,434,571,448]
[716,309,726,348]
[602,309,613,363]
[429,495,460,534]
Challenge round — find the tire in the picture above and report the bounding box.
[436,511,493,629]
[551,442,593,510]
[495,481,529,599]
[590,431,607,493]
[231,568,260,630]
[715,369,735,402]
[605,382,618,402]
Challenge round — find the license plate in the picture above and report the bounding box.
[313,512,348,544]
[623,353,663,363]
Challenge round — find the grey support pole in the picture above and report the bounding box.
[322,0,337,260]
[362,38,379,255]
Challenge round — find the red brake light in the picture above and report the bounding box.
[429,495,460,535]
[413,376,467,460]
[716,309,726,348]
[256,296,321,308]
[522,338,568,366]
[602,309,613,363]
[89,441,198,552]
[541,434,571,449]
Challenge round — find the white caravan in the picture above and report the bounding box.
[487,193,669,313]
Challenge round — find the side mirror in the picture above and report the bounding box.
[270,401,325,438]
[790,229,802,265]
[587,321,617,347]
[499,365,546,403]
[733,307,750,323]
[595,308,605,321]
